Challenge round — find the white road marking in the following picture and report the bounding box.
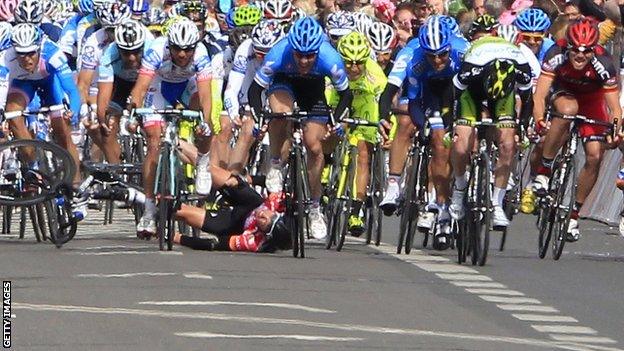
[400,255,449,262]
[479,296,542,304]
[66,250,183,256]
[414,263,479,274]
[466,289,525,296]
[512,314,578,323]
[175,332,362,341]
[76,272,177,278]
[73,245,153,250]
[497,305,559,313]
[435,273,492,281]
[10,314,15,318]
[451,281,508,289]
[182,273,213,280]
[549,335,617,344]
[13,302,612,351]
[532,325,597,334]
[138,301,335,314]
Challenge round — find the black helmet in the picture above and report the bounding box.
[259,214,292,252]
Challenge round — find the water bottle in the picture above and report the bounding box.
[442,132,452,149]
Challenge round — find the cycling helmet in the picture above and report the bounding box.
[366,21,397,53]
[180,0,207,21]
[471,14,498,34]
[264,0,293,21]
[337,32,370,62]
[0,0,19,22]
[92,0,116,11]
[352,12,373,34]
[439,15,460,35]
[167,17,200,49]
[128,0,149,15]
[115,19,146,50]
[419,15,451,54]
[161,15,183,36]
[97,3,131,29]
[566,18,598,50]
[43,0,61,21]
[325,11,355,40]
[498,23,519,44]
[259,214,292,253]
[15,0,45,24]
[78,0,95,14]
[0,22,13,51]
[251,20,285,53]
[291,7,306,22]
[11,23,42,53]
[485,59,516,100]
[513,8,550,32]
[288,16,323,53]
[233,5,262,26]
[215,0,234,14]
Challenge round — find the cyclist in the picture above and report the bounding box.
[326,32,387,235]
[469,14,498,41]
[450,36,533,229]
[128,17,214,237]
[513,8,554,63]
[404,16,469,248]
[247,16,353,240]
[366,21,398,71]
[128,0,149,21]
[325,11,356,47]
[0,0,18,22]
[2,23,85,214]
[58,0,95,69]
[530,18,621,241]
[95,20,150,163]
[263,0,293,24]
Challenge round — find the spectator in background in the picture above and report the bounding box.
[428,0,446,14]
[393,2,417,45]
[473,0,488,15]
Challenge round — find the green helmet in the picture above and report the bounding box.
[485,59,516,100]
[337,32,370,62]
[233,5,262,27]
[162,15,184,37]
[471,14,498,35]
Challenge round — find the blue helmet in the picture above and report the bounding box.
[225,8,236,28]
[418,15,451,54]
[128,0,149,15]
[439,15,460,35]
[514,8,550,32]
[288,16,323,54]
[78,0,94,14]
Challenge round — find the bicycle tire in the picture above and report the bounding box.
[295,148,307,258]
[537,155,562,259]
[27,205,42,242]
[157,144,172,251]
[368,146,385,246]
[397,151,416,254]
[35,203,48,241]
[0,139,76,207]
[552,158,576,260]
[1,206,11,234]
[337,147,358,252]
[475,152,491,266]
[335,199,349,251]
[455,219,467,264]
[404,150,422,255]
[19,207,27,239]
[45,195,76,248]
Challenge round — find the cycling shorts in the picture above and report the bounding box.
[267,73,331,123]
[9,77,65,118]
[142,77,196,128]
[108,76,135,112]
[409,78,454,130]
[456,89,515,128]
[551,88,610,139]
[201,181,264,236]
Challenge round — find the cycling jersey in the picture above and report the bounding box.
[76,14,99,57]
[224,38,260,119]
[386,38,420,88]
[140,36,212,83]
[41,20,63,43]
[536,37,555,63]
[98,40,154,83]
[3,39,81,122]
[59,13,83,57]
[254,38,349,92]
[518,43,542,82]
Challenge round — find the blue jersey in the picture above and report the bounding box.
[387,38,420,88]
[58,14,83,56]
[537,37,555,63]
[254,38,349,91]
[41,21,63,43]
[406,36,469,99]
[4,40,81,123]
[98,40,152,83]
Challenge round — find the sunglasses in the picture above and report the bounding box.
[345,60,366,67]
[521,32,545,42]
[17,50,38,57]
[568,46,594,55]
[119,48,143,56]
[170,44,196,52]
[425,50,450,59]
[293,51,317,60]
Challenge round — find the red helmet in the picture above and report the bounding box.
[566,18,599,49]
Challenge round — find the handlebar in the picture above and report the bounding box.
[130,108,203,121]
[2,104,66,120]
[338,117,380,128]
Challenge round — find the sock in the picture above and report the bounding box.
[427,188,436,206]
[571,202,582,219]
[270,157,281,169]
[351,200,363,217]
[454,172,468,190]
[537,157,554,176]
[144,198,156,217]
[492,187,506,207]
[388,173,400,185]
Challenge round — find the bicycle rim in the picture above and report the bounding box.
[476,153,491,266]
[157,145,172,251]
[335,200,349,252]
[552,159,576,260]
[372,149,385,246]
[295,150,307,258]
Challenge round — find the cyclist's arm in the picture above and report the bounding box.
[532,73,554,125]
[77,69,95,104]
[224,70,245,119]
[0,66,8,110]
[196,77,213,126]
[605,89,622,124]
[128,73,153,108]
[247,80,265,118]
[516,62,534,123]
[333,87,353,125]
[379,83,400,121]
[96,81,113,124]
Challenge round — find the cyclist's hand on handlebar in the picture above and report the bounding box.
[379,119,393,141]
[231,115,243,129]
[195,121,212,137]
[534,118,549,136]
[332,124,345,138]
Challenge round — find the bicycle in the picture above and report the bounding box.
[261,108,313,258]
[536,114,616,260]
[324,117,381,251]
[131,108,204,251]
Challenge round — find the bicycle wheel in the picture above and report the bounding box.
[473,152,491,266]
[156,144,173,251]
[367,146,385,246]
[45,194,77,248]
[403,151,422,255]
[415,147,430,249]
[0,139,76,207]
[455,218,467,264]
[27,205,42,242]
[552,158,576,260]
[537,156,561,259]
[397,151,417,254]
[295,148,307,258]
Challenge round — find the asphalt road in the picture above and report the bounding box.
[1,206,623,351]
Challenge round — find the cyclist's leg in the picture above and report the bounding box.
[265,78,294,192]
[492,94,517,226]
[228,115,256,174]
[94,77,134,163]
[6,82,36,161]
[538,93,575,177]
[427,81,453,207]
[210,114,234,169]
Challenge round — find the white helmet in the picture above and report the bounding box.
[352,12,373,34]
[251,19,285,53]
[367,22,396,53]
[115,19,147,50]
[11,23,42,53]
[43,0,61,21]
[325,11,355,40]
[14,0,45,24]
[264,0,292,21]
[167,18,200,49]
[497,24,519,44]
[0,22,13,51]
[97,3,131,29]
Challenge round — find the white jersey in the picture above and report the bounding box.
[140,36,213,83]
[519,43,542,83]
[80,28,114,72]
[224,39,261,118]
